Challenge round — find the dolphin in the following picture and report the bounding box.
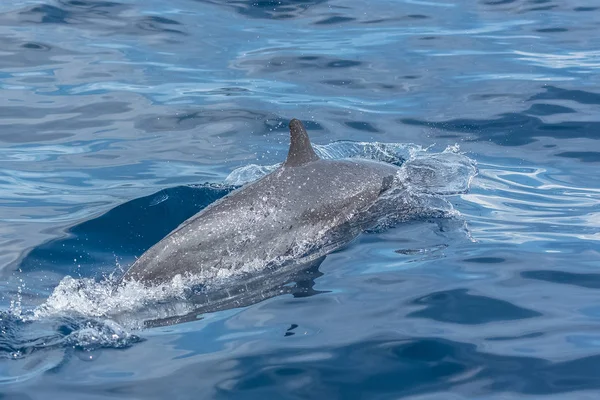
[119,119,400,286]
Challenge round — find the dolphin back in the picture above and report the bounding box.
[120,119,399,286]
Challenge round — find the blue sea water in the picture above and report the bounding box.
[1,0,600,398]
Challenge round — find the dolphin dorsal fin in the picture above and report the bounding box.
[284,118,319,167]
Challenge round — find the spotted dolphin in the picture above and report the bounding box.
[119,119,400,286]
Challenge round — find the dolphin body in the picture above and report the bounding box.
[120,119,400,286]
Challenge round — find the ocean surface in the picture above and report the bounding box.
[1,0,599,398]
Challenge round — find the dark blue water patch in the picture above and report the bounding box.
[471,93,521,101]
[486,332,544,341]
[313,16,355,25]
[0,392,31,400]
[526,103,576,116]
[19,4,71,24]
[526,0,557,12]
[321,79,396,92]
[20,42,51,51]
[344,121,380,133]
[481,0,517,5]
[522,270,600,289]
[463,257,505,264]
[134,16,187,36]
[527,5,557,12]
[206,336,600,398]
[238,55,363,75]
[284,324,298,336]
[2,1,185,39]
[408,289,542,324]
[361,14,432,24]
[363,18,392,24]
[555,151,600,163]
[19,184,234,278]
[221,338,469,398]
[529,86,600,105]
[60,0,123,9]
[15,0,127,25]
[574,6,598,11]
[197,0,327,20]
[481,0,559,13]
[400,109,600,146]
[201,87,253,97]
[536,28,568,33]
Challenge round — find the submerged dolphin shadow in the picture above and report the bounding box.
[138,256,327,328]
[18,184,235,278]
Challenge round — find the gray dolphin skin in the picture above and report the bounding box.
[120,119,400,286]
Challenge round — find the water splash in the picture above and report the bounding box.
[227,141,476,195]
